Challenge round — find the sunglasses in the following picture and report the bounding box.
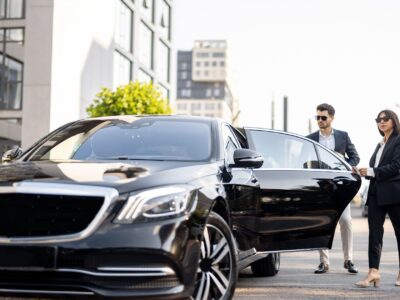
[315,115,328,121]
[375,116,391,123]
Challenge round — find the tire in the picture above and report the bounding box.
[251,252,280,277]
[192,211,237,300]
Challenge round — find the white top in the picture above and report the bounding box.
[367,138,386,177]
[319,129,335,151]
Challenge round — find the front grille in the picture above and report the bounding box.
[0,193,104,237]
[0,270,181,290]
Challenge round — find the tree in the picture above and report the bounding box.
[86,81,172,117]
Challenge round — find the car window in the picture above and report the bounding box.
[222,124,240,165]
[316,145,349,170]
[247,130,318,169]
[28,119,212,162]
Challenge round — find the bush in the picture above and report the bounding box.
[86,81,172,117]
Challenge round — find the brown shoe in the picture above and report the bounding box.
[314,263,329,274]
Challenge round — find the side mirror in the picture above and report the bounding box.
[2,147,23,163]
[232,149,264,168]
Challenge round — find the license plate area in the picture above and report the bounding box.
[0,246,57,270]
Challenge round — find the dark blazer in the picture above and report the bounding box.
[367,133,400,205]
[307,129,360,166]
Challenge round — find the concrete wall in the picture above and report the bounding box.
[50,0,115,130]
[21,0,116,148]
[21,0,54,148]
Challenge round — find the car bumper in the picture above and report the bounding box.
[0,215,202,299]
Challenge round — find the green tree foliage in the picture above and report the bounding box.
[86,81,172,117]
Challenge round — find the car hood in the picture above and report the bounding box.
[0,160,220,193]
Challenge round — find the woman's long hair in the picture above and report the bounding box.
[376,109,400,136]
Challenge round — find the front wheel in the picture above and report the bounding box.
[251,252,280,277]
[193,211,237,300]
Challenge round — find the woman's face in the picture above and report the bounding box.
[376,112,394,135]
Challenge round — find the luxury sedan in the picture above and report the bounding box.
[0,115,361,299]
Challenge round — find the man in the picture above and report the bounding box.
[307,103,359,274]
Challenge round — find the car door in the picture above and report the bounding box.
[230,128,361,252]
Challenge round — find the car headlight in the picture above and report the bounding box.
[114,186,194,224]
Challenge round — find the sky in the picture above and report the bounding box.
[174,0,400,167]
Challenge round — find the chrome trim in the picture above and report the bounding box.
[97,266,175,276]
[256,247,329,255]
[254,168,351,173]
[57,267,174,277]
[0,288,94,295]
[0,182,119,244]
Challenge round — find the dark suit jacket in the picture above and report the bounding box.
[367,133,400,205]
[307,129,360,166]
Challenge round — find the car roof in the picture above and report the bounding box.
[84,114,223,125]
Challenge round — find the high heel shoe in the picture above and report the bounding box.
[355,268,381,288]
[396,272,400,286]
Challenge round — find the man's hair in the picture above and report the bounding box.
[316,103,335,117]
[376,109,400,137]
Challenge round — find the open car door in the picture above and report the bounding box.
[230,128,361,252]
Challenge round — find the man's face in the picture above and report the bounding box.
[315,110,333,129]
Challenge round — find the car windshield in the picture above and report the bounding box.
[27,118,212,162]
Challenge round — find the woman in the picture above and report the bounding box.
[356,109,400,288]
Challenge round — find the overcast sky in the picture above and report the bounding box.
[174,0,400,167]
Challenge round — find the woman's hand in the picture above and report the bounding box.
[357,167,368,177]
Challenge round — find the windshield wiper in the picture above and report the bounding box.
[97,157,167,161]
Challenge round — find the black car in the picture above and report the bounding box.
[0,116,361,299]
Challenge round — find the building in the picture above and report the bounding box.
[175,40,239,124]
[0,0,174,151]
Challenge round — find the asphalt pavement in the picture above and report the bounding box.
[234,205,400,299]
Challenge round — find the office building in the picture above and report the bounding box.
[0,0,173,151]
[176,40,239,124]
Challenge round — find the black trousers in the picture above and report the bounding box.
[368,194,400,269]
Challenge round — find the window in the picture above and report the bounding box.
[191,103,201,110]
[222,124,240,166]
[204,61,209,67]
[214,89,220,97]
[196,52,209,58]
[317,145,349,170]
[181,89,191,97]
[220,61,225,67]
[212,52,225,58]
[159,0,170,39]
[116,1,133,53]
[141,0,153,22]
[180,71,187,80]
[185,81,191,88]
[157,40,169,82]
[29,119,212,162]
[139,21,153,69]
[0,28,24,110]
[177,103,187,110]
[206,88,212,97]
[157,84,169,100]
[204,70,209,76]
[0,0,24,19]
[205,103,214,110]
[196,61,201,67]
[248,131,318,169]
[181,62,188,69]
[212,61,217,67]
[113,51,131,89]
[137,68,152,83]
